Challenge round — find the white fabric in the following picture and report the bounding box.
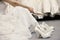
[17,0,59,17]
[43,0,51,13]
[50,0,59,15]
[0,2,40,40]
[16,0,43,14]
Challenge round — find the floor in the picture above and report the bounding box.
[30,20,60,40]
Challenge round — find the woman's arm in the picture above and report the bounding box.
[4,0,34,13]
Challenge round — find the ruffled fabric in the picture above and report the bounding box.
[17,0,59,17]
[0,1,41,40]
[0,2,32,40]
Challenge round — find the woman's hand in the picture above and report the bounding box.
[28,7,34,13]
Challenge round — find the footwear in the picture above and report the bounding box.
[35,22,54,38]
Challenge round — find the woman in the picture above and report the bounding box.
[0,0,41,40]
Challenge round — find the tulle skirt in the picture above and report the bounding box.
[0,2,40,40]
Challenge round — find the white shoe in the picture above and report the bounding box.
[35,22,54,38]
[35,26,53,38]
[41,22,54,32]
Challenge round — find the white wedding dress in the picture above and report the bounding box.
[0,2,40,40]
[17,0,59,17]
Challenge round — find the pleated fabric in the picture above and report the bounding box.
[0,1,40,40]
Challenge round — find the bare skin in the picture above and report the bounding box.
[3,0,34,13]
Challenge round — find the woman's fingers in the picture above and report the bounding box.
[28,7,34,13]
